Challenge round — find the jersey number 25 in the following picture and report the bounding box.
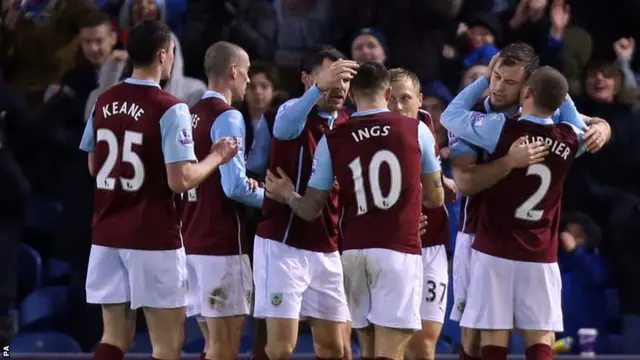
[95,129,145,192]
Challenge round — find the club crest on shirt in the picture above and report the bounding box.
[178,128,194,146]
[456,298,466,313]
[270,293,282,306]
[234,136,244,152]
[448,132,460,147]
[472,113,485,127]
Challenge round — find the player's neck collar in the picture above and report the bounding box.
[519,114,554,125]
[124,78,161,88]
[202,90,227,103]
[351,108,389,117]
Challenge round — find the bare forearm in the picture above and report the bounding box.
[454,156,512,196]
[285,192,323,221]
[180,153,223,191]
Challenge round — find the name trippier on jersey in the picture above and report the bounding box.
[351,125,390,142]
[101,101,145,121]
[523,135,572,160]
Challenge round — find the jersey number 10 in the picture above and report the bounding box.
[95,129,145,191]
[348,150,402,216]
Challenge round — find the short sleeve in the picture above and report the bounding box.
[417,121,441,174]
[159,103,197,164]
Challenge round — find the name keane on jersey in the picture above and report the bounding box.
[102,101,145,121]
[524,135,571,160]
[350,125,391,143]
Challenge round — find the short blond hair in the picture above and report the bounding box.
[389,68,421,93]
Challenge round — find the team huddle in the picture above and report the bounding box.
[79,21,611,360]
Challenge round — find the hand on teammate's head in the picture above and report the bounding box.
[316,59,359,92]
[483,52,501,80]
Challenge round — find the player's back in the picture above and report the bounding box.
[182,95,247,256]
[91,80,185,250]
[475,118,581,263]
[325,110,423,255]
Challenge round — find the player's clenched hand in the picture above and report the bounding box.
[265,167,295,203]
[506,136,549,168]
[442,176,458,203]
[418,214,428,236]
[210,137,238,164]
[583,117,611,153]
[315,59,359,92]
[247,178,260,192]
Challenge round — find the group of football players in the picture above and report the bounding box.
[80,20,611,360]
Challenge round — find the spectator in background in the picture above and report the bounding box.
[0,69,30,347]
[239,61,281,152]
[34,11,118,351]
[0,0,97,107]
[84,8,206,117]
[350,28,387,64]
[557,212,611,354]
[181,0,277,81]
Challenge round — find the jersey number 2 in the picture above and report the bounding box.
[514,164,552,221]
[348,150,402,216]
[96,129,145,191]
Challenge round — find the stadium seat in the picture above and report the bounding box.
[25,197,62,233]
[10,332,82,353]
[239,333,254,353]
[19,285,69,331]
[183,337,205,353]
[509,332,525,354]
[18,244,43,301]
[436,338,454,354]
[293,333,315,353]
[129,332,153,353]
[46,258,72,282]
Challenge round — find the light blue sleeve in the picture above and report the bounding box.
[448,132,478,159]
[211,109,264,208]
[417,121,441,174]
[307,136,334,191]
[79,113,96,153]
[246,115,271,175]
[440,77,506,153]
[160,103,198,163]
[272,85,323,140]
[566,123,587,158]
[552,95,587,130]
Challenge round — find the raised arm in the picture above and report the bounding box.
[552,95,587,130]
[272,87,322,140]
[162,104,237,193]
[449,133,549,196]
[213,110,265,208]
[265,136,333,221]
[418,122,444,208]
[439,77,506,153]
[246,115,271,175]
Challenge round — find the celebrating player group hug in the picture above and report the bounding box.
[79,20,612,360]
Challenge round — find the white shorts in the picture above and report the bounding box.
[86,245,187,309]
[460,250,563,331]
[253,236,349,322]
[342,248,423,330]
[449,232,474,322]
[186,254,252,318]
[420,245,449,323]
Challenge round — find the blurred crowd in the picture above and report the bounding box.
[0,0,639,355]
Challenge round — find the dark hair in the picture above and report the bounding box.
[351,61,390,97]
[125,20,172,68]
[300,46,346,74]
[249,61,280,89]
[499,42,539,78]
[526,66,568,113]
[79,11,112,30]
